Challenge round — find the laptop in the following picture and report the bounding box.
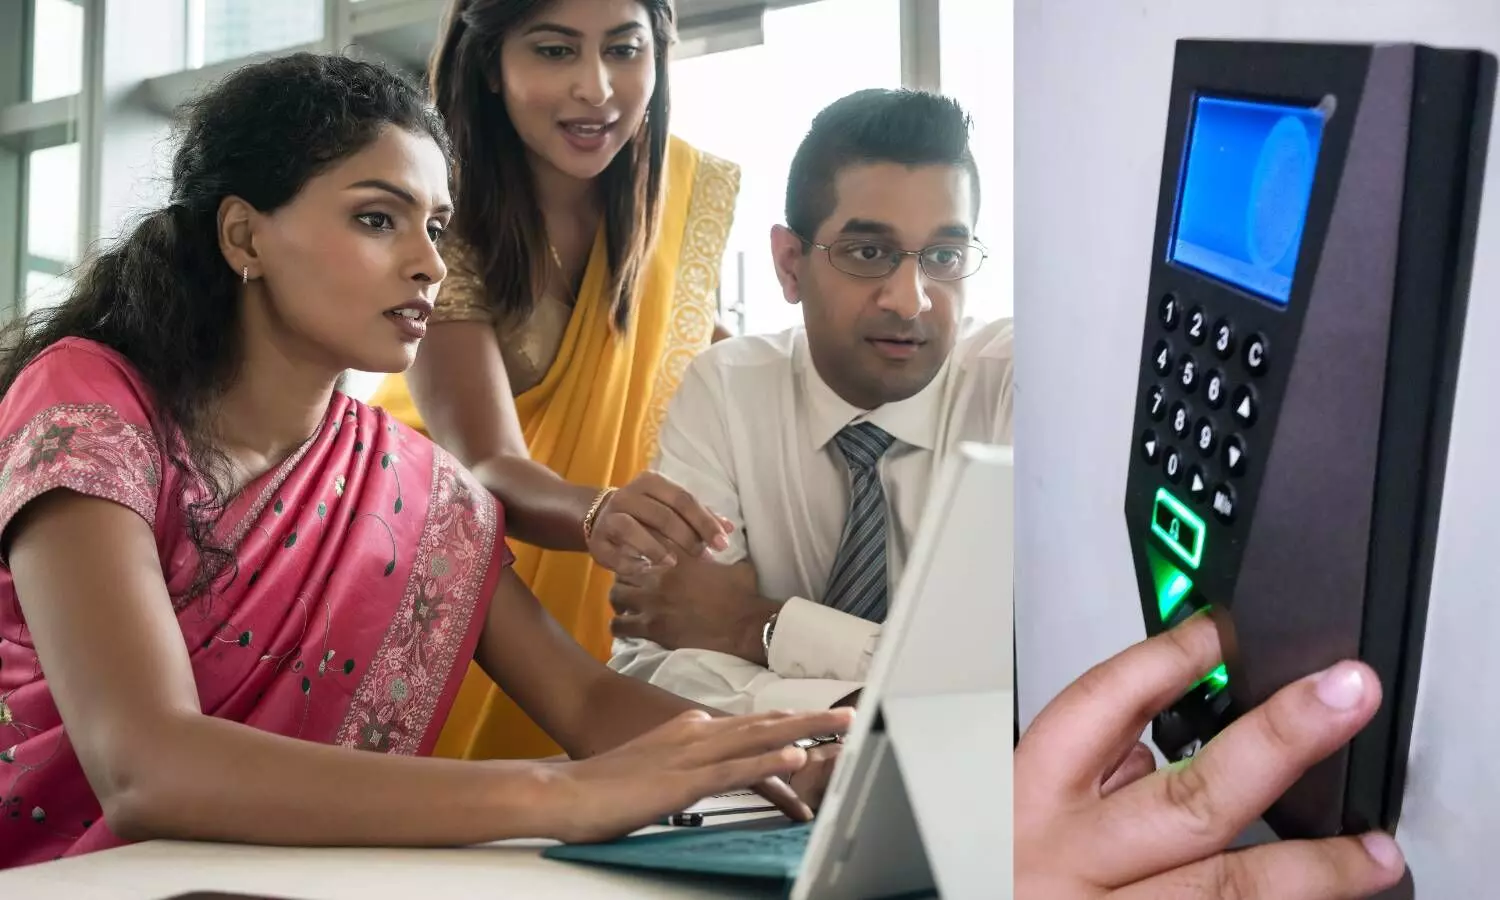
[543,442,1014,900]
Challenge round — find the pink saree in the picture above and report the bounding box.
[0,338,510,869]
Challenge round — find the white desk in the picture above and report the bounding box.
[0,815,786,899]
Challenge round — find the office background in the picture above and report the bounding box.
[0,0,1013,364]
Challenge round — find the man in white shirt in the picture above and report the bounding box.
[607,88,1013,714]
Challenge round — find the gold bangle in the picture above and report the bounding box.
[582,486,618,542]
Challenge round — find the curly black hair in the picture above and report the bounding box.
[0,52,451,602]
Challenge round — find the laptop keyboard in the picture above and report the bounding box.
[664,821,813,859]
[542,816,813,880]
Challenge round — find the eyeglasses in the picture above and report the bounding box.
[798,234,988,282]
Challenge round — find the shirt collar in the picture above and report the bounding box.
[797,331,951,454]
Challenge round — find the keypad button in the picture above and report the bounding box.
[1170,401,1192,439]
[1231,385,1259,427]
[1193,418,1216,457]
[1159,293,1180,331]
[1244,333,1269,376]
[1223,435,1247,476]
[1203,370,1227,410]
[1140,429,1161,464]
[1152,340,1173,377]
[1212,318,1235,360]
[1187,466,1209,501]
[1211,482,1238,524]
[1185,307,1207,345]
[1177,354,1199,393]
[1145,385,1167,422]
[1163,447,1183,484]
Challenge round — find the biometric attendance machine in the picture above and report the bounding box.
[1125,40,1494,839]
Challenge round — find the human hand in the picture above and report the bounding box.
[610,558,778,662]
[1015,611,1407,899]
[585,472,733,576]
[787,742,842,811]
[548,707,853,844]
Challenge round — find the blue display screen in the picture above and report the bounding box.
[1170,95,1327,304]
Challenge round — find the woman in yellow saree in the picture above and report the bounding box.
[368,0,740,760]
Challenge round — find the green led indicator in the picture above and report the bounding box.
[1159,572,1192,621]
[1147,545,1194,622]
[1151,488,1205,570]
[1191,663,1230,698]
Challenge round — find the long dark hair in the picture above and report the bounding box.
[430,0,674,331]
[0,52,449,600]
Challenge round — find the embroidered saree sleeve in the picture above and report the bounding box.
[0,339,511,868]
[429,239,494,326]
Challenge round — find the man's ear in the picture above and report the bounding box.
[770,224,807,306]
[218,195,262,282]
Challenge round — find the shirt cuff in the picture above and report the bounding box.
[768,596,882,683]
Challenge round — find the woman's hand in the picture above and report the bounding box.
[1015,612,1406,899]
[586,472,733,576]
[547,708,853,844]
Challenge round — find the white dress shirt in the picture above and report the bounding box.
[609,316,1015,713]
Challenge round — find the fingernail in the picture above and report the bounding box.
[1314,663,1365,710]
[662,555,677,567]
[1360,831,1404,870]
[712,535,729,551]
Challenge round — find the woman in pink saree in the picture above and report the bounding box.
[0,53,844,870]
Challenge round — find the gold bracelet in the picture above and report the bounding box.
[582,486,618,542]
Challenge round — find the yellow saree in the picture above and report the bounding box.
[368,136,740,759]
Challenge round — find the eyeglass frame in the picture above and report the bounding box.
[790,229,989,282]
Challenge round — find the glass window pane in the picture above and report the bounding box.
[671,0,903,337]
[940,0,1014,324]
[27,142,81,264]
[31,0,85,102]
[200,0,324,67]
[24,270,73,315]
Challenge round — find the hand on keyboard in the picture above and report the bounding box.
[549,707,853,844]
[1014,611,1407,899]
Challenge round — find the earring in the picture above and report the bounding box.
[242,266,248,284]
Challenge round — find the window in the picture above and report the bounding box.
[30,0,85,102]
[671,0,904,337]
[23,142,81,314]
[190,0,325,68]
[939,0,1014,324]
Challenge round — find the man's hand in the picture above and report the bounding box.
[1015,611,1407,899]
[610,557,780,663]
[787,743,841,811]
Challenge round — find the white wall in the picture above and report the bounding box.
[1014,0,1500,893]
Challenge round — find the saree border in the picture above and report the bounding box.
[639,149,742,462]
[335,446,498,755]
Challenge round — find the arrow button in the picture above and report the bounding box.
[1224,436,1248,477]
[1140,429,1161,464]
[1232,385,1259,427]
[1187,466,1208,501]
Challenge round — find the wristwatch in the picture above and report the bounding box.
[760,610,779,662]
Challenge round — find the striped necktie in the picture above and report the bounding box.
[822,421,898,623]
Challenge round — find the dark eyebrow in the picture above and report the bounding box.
[835,219,974,242]
[347,179,453,216]
[524,21,646,38]
[836,218,896,237]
